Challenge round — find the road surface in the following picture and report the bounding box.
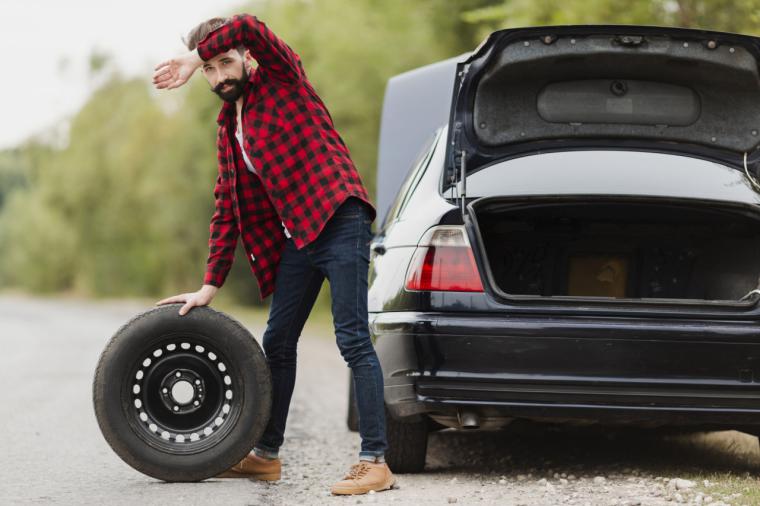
[2,293,759,505]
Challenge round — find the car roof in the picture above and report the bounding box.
[375,55,466,225]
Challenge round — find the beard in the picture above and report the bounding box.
[212,65,249,103]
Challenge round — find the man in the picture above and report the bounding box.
[153,14,393,496]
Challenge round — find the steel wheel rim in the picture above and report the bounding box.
[125,335,243,454]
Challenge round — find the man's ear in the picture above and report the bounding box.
[243,49,257,71]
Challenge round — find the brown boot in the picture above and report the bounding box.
[215,453,281,481]
[330,461,395,495]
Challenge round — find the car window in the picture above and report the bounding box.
[380,129,440,231]
[396,129,441,219]
[438,150,760,205]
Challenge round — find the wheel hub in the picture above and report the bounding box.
[160,369,205,414]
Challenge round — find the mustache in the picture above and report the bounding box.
[213,79,242,93]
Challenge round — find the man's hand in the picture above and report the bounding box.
[156,284,219,316]
[152,50,204,90]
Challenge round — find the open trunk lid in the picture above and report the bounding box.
[444,25,760,193]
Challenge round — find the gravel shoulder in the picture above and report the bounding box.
[2,292,760,506]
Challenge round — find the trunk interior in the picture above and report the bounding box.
[472,198,760,303]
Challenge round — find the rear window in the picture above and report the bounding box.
[440,150,759,204]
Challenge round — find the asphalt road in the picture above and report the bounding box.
[2,293,760,506]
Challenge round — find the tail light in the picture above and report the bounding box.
[404,226,484,292]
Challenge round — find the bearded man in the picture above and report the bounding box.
[153,14,393,496]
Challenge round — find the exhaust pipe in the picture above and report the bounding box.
[458,410,480,430]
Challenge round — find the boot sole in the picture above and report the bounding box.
[214,470,281,481]
[330,476,396,495]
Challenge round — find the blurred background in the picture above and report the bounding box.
[2,0,760,309]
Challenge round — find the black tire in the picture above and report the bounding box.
[93,304,272,482]
[384,407,428,473]
[346,372,359,432]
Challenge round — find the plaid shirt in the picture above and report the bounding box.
[198,14,375,299]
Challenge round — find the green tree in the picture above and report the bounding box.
[0,0,494,304]
[463,0,760,38]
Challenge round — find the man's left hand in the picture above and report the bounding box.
[152,50,203,90]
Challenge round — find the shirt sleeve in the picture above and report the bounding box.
[196,13,304,84]
[203,131,239,287]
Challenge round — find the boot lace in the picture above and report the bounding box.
[344,462,372,480]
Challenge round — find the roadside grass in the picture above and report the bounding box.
[656,431,760,505]
[694,472,760,505]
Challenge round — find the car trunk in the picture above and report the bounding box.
[469,197,760,303]
[445,26,760,186]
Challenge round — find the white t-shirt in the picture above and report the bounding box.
[235,123,291,239]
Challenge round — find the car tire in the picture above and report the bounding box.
[384,407,428,473]
[93,304,272,482]
[347,372,359,432]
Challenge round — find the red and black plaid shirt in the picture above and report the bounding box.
[198,14,375,299]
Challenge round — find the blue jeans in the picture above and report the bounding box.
[255,197,388,460]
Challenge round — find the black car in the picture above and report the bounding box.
[352,25,760,473]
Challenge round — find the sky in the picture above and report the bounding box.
[0,0,246,149]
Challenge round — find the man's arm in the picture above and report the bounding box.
[203,173,239,287]
[152,14,301,90]
[196,14,304,84]
[203,133,239,288]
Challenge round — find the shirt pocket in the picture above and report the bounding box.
[246,99,286,140]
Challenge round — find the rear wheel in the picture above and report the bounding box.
[384,407,428,473]
[93,304,271,482]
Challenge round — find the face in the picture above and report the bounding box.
[201,48,251,103]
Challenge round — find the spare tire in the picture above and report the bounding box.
[93,304,271,482]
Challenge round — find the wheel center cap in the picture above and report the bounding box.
[171,380,195,405]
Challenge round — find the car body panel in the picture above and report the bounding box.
[375,311,760,427]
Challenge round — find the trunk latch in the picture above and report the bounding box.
[614,35,645,47]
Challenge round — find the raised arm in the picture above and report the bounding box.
[196,13,304,83]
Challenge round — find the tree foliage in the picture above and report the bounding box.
[463,0,760,39]
[0,0,489,304]
[2,0,759,305]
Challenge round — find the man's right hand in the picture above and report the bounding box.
[156,284,219,316]
[152,50,204,90]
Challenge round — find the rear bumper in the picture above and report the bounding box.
[372,311,760,428]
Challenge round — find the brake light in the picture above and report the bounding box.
[405,226,484,292]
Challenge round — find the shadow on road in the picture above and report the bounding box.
[425,423,760,477]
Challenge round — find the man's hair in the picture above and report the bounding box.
[183,17,244,56]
